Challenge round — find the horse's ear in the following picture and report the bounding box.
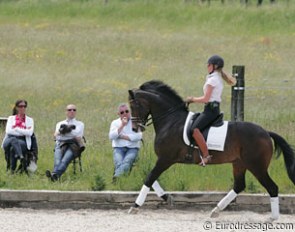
[128,90,135,100]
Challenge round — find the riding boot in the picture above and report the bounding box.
[192,128,211,166]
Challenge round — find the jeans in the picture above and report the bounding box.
[113,147,139,177]
[53,143,74,177]
[3,136,28,171]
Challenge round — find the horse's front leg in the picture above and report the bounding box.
[128,159,173,214]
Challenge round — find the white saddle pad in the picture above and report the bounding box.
[183,112,228,151]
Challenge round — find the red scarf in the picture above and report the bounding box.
[14,115,26,129]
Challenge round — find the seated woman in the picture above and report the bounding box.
[1,99,37,173]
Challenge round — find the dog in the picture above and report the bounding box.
[59,124,76,134]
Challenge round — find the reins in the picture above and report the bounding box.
[136,102,187,128]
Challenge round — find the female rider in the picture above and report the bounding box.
[186,55,236,166]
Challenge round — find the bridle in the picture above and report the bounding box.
[129,99,151,131]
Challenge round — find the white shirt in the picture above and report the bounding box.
[109,118,142,148]
[55,118,84,142]
[203,71,224,103]
[1,115,34,150]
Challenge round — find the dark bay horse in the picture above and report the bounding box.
[127,80,295,220]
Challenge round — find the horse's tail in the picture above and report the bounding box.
[269,131,295,185]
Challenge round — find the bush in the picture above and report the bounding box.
[91,174,106,191]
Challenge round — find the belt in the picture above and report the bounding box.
[205,101,220,108]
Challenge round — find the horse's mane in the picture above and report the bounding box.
[139,80,184,104]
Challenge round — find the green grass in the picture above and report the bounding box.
[0,0,294,194]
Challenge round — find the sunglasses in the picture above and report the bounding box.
[17,105,27,108]
[67,109,76,112]
[120,110,129,115]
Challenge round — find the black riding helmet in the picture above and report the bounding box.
[208,55,224,69]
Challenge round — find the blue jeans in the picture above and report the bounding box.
[113,147,139,177]
[53,143,74,177]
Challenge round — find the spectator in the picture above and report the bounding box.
[1,99,38,173]
[46,104,85,181]
[109,103,142,182]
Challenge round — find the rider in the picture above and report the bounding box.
[186,55,236,166]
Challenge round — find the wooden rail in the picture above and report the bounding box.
[0,190,294,214]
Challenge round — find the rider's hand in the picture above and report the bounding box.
[186,97,194,103]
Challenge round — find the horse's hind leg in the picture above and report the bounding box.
[252,171,279,220]
[211,162,246,218]
[128,158,172,214]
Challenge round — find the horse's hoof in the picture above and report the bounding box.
[128,206,139,214]
[268,216,279,222]
[210,207,220,218]
[166,194,174,207]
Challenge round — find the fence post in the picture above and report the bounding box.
[0,117,8,130]
[231,66,245,122]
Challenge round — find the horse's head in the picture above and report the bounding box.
[129,80,187,132]
[128,89,152,132]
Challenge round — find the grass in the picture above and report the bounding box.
[0,0,294,194]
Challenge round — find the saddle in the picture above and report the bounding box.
[187,112,224,143]
[184,112,224,162]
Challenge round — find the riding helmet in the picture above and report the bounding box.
[208,55,224,69]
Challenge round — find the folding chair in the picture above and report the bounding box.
[72,136,86,174]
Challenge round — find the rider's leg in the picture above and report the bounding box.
[192,128,211,166]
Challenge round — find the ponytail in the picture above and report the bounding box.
[221,70,237,86]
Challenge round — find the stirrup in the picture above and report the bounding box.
[199,155,212,167]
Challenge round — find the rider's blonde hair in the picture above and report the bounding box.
[218,69,237,86]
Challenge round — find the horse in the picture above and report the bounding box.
[127,80,295,220]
